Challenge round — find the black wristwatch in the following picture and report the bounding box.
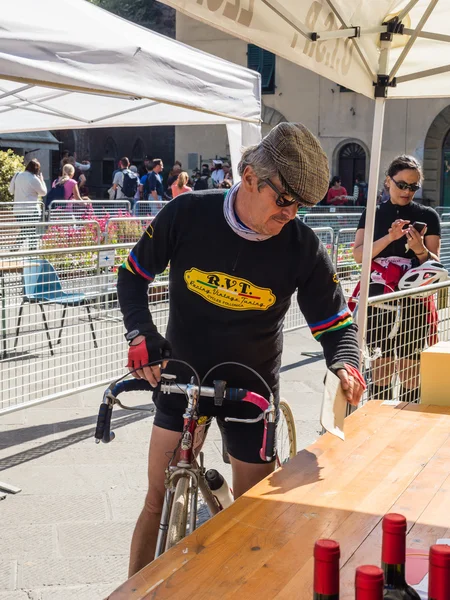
[125,329,142,343]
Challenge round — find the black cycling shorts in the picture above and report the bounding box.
[153,390,278,464]
[366,296,429,360]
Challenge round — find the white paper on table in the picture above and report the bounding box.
[413,573,428,599]
[412,538,450,598]
[320,370,347,441]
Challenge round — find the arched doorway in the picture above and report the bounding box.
[423,105,450,206]
[442,129,450,206]
[132,138,145,171]
[338,142,366,194]
[102,136,118,189]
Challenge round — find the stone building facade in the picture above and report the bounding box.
[175,13,450,207]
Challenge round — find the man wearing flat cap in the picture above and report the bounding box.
[118,122,364,575]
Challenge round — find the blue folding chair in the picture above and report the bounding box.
[14,259,98,356]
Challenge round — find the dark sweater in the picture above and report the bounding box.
[357,200,440,259]
[118,190,359,398]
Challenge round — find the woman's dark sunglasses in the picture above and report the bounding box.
[391,178,421,193]
[264,179,301,207]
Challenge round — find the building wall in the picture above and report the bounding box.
[52,126,175,199]
[175,13,450,204]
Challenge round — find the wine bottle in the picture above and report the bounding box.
[313,539,340,600]
[381,514,420,599]
[428,544,450,600]
[355,565,384,599]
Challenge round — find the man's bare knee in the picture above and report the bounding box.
[142,485,165,518]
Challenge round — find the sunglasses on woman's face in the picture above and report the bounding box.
[263,179,301,208]
[391,178,421,193]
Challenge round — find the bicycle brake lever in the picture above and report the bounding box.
[223,414,264,424]
[161,373,177,381]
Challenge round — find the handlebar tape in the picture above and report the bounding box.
[102,402,113,443]
[95,403,109,441]
[224,387,247,401]
[260,421,276,463]
[111,378,153,397]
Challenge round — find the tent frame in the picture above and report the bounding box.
[258,0,443,360]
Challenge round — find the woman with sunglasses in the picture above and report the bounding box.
[352,155,441,402]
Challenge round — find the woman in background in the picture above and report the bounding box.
[352,155,441,402]
[9,158,47,249]
[171,171,192,198]
[326,176,347,205]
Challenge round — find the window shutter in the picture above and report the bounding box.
[247,44,275,94]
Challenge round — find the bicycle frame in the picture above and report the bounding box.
[155,379,222,557]
[95,369,277,558]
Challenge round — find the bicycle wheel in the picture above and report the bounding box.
[276,400,297,466]
[165,477,190,551]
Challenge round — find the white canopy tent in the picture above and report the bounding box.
[159,0,450,353]
[0,0,263,182]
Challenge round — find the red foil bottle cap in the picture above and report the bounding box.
[314,539,340,595]
[429,544,450,599]
[382,514,406,564]
[355,565,384,590]
[430,544,450,568]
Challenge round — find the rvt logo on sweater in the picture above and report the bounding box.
[184,268,276,311]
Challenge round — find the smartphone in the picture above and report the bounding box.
[412,221,427,234]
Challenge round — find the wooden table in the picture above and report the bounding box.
[108,402,450,599]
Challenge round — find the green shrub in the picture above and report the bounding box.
[0,149,25,202]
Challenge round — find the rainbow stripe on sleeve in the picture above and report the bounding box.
[309,308,353,340]
[121,251,154,282]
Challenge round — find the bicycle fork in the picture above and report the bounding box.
[154,454,222,559]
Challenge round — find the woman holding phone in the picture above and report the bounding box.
[352,155,441,402]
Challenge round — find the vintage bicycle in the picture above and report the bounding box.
[95,359,297,557]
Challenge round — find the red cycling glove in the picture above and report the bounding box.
[343,363,367,390]
[330,362,367,390]
[127,333,172,372]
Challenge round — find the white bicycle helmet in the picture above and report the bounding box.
[398,260,448,293]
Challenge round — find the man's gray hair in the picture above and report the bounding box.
[237,143,278,189]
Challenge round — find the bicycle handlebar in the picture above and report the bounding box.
[95,375,276,461]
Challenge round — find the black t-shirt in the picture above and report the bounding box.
[118,191,359,399]
[357,200,440,260]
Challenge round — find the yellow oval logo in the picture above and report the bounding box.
[184,268,276,311]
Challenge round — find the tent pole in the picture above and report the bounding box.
[357,97,386,361]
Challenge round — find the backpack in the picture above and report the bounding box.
[142,173,152,200]
[45,181,66,209]
[120,171,138,199]
[193,175,209,191]
[357,182,368,206]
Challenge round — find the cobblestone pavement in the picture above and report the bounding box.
[0,328,326,599]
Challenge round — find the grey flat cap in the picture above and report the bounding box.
[261,122,329,206]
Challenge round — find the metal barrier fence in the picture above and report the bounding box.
[2,223,450,414]
[302,212,362,232]
[362,280,450,404]
[48,200,131,220]
[0,243,170,415]
[439,222,450,271]
[104,217,154,244]
[283,227,334,332]
[0,220,101,253]
[0,201,45,222]
[299,205,363,215]
[134,200,169,217]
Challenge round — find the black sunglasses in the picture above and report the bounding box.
[264,179,301,208]
[391,178,421,193]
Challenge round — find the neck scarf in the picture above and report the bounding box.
[223,182,272,242]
